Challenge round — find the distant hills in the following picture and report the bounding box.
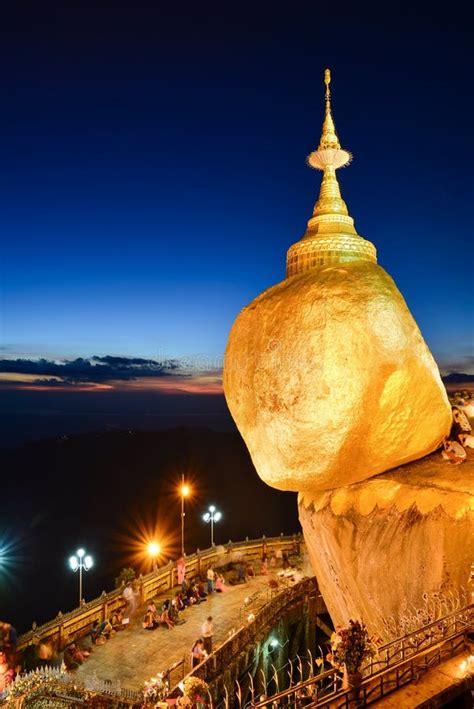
[442,372,474,383]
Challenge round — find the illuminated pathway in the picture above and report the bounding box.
[75,575,277,691]
[374,651,474,708]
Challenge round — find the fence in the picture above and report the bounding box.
[16,534,302,654]
[0,666,141,706]
[246,602,473,708]
[168,575,320,702]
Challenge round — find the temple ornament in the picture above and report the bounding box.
[286,68,376,276]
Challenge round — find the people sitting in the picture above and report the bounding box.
[215,573,228,592]
[160,602,175,629]
[90,620,101,643]
[246,564,255,579]
[169,601,184,625]
[63,642,89,670]
[174,592,187,611]
[185,586,197,605]
[110,608,125,631]
[142,610,159,630]
[196,580,207,598]
[91,619,111,644]
[147,601,159,619]
[188,582,205,604]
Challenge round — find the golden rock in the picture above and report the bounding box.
[224,261,451,491]
[224,69,451,492]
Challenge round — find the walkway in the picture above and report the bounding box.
[75,574,280,692]
[374,649,474,708]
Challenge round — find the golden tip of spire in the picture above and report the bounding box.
[307,67,351,170]
[324,69,331,102]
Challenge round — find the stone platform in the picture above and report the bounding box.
[75,575,275,691]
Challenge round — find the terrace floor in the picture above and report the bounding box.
[75,572,287,692]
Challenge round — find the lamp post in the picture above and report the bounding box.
[69,548,93,604]
[203,505,222,546]
[179,474,190,556]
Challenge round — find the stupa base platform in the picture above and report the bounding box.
[299,448,473,639]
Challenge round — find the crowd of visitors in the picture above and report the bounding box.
[140,562,220,636]
[184,551,296,670]
[61,609,128,670]
[0,603,131,684]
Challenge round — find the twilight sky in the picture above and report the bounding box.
[1,1,473,438]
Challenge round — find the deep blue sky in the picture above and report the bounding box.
[1,1,473,393]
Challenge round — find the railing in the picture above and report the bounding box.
[246,603,473,708]
[0,666,141,706]
[168,575,320,700]
[16,534,302,653]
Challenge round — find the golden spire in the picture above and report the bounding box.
[308,68,351,171]
[318,68,341,151]
[286,69,377,278]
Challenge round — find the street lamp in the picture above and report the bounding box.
[203,505,222,546]
[147,541,161,571]
[69,548,93,604]
[179,474,191,556]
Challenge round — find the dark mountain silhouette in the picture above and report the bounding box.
[442,372,474,383]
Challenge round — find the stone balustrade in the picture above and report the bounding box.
[17,534,302,653]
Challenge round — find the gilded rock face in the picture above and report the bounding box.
[224,261,451,492]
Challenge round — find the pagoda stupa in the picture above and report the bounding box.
[286,69,376,277]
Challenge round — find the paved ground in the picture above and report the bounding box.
[375,650,474,708]
[75,575,277,691]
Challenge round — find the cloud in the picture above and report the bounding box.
[0,355,181,385]
[0,355,224,394]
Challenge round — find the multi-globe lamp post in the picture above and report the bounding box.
[69,548,93,604]
[203,505,222,546]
